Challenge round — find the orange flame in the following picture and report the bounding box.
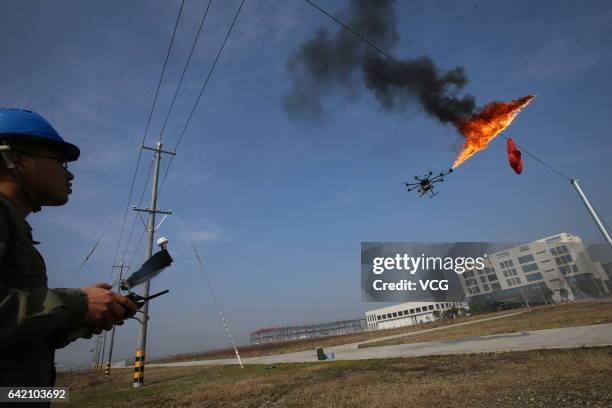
[452,95,535,168]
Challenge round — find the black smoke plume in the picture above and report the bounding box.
[284,0,475,123]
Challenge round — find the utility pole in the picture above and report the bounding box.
[105,262,130,376]
[132,140,174,388]
[91,336,100,370]
[571,179,612,249]
[99,332,107,373]
[92,335,103,371]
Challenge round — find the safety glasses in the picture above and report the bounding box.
[22,152,69,170]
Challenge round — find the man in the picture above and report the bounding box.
[0,108,137,390]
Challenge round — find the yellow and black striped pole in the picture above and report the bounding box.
[104,362,111,376]
[133,350,145,387]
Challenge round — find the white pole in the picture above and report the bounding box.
[571,179,612,249]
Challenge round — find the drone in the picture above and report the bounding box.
[405,168,453,198]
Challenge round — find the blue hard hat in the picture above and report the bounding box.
[0,108,80,161]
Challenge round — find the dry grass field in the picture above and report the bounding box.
[151,308,523,363]
[56,347,612,408]
[360,300,612,349]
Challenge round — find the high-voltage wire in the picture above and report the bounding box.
[112,0,186,274]
[158,0,214,142]
[499,134,572,181]
[67,213,118,286]
[156,0,247,200]
[110,157,155,282]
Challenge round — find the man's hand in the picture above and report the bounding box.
[82,283,139,331]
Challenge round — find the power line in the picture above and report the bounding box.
[158,0,214,142]
[302,0,407,72]
[174,0,246,152]
[107,156,155,283]
[111,0,186,273]
[156,0,247,200]
[120,158,154,263]
[500,134,572,181]
[68,213,118,286]
[142,0,186,146]
[128,227,147,269]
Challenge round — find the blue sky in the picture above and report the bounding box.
[1,0,611,366]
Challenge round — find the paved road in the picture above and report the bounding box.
[148,322,612,368]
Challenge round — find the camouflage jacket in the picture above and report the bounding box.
[0,192,90,387]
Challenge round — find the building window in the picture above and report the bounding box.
[377,316,381,320]
[435,304,440,309]
[404,310,409,315]
[415,307,421,313]
[491,282,501,290]
[557,245,569,254]
[519,245,530,252]
[536,250,546,254]
[497,251,510,259]
[410,309,415,314]
[518,254,535,264]
[428,305,434,310]
[398,311,403,316]
[392,312,398,317]
[506,279,513,286]
[555,254,573,266]
[483,284,490,291]
[572,264,578,273]
[525,272,543,282]
[504,268,518,277]
[522,263,539,273]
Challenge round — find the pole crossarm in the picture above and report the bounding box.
[132,206,173,215]
[142,144,176,156]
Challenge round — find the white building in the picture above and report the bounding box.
[460,232,610,303]
[365,301,468,331]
